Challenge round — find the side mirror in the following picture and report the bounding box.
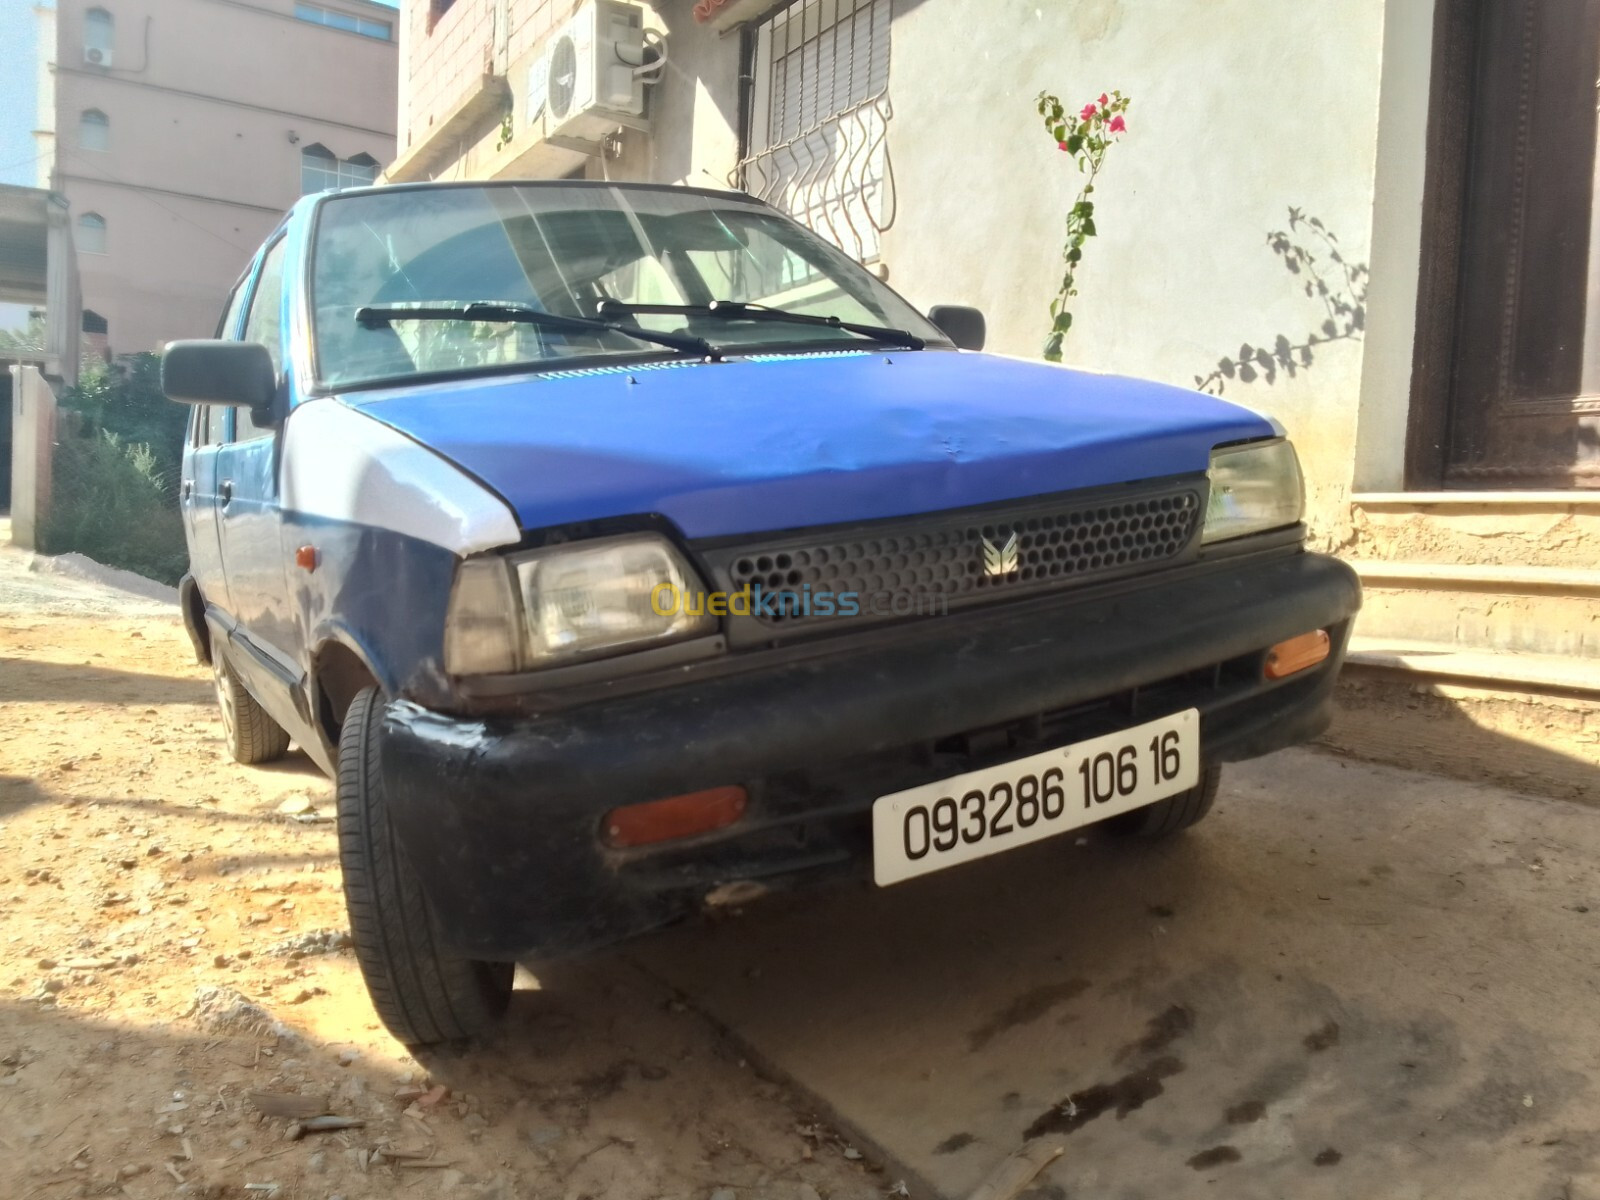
[162,340,277,420]
[928,305,987,352]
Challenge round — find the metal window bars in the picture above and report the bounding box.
[733,0,896,263]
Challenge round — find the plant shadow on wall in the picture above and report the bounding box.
[1194,208,1368,395]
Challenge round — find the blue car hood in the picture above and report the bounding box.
[342,350,1275,539]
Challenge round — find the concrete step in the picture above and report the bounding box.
[1346,636,1600,696]
[1349,491,1600,568]
[1348,559,1600,660]
[1329,641,1600,803]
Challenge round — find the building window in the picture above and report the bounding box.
[339,152,379,187]
[739,0,894,262]
[78,212,107,254]
[301,144,339,193]
[84,7,113,63]
[301,144,380,194]
[79,109,109,151]
[293,2,392,41]
[427,0,456,33]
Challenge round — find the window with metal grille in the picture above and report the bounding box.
[739,0,894,263]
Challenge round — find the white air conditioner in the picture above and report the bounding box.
[544,0,649,145]
[84,45,112,67]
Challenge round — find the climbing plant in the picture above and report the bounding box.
[1037,88,1130,363]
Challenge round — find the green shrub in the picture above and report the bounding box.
[42,355,189,585]
[58,354,186,499]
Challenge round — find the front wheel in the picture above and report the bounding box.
[337,687,513,1047]
[1110,764,1222,838]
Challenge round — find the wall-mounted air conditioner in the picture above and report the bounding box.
[544,0,650,146]
[84,45,113,67]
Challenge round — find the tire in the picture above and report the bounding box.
[212,649,291,764]
[1111,764,1223,838]
[337,687,513,1047]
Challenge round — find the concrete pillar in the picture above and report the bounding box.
[8,364,57,551]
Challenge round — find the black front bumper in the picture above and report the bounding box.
[378,548,1360,960]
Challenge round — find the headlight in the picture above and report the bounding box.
[1202,439,1304,544]
[443,535,716,675]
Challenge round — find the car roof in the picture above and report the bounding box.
[305,177,767,211]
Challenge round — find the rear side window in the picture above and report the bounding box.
[234,237,288,442]
[242,238,288,376]
[215,278,249,339]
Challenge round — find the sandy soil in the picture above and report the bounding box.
[0,548,885,1200]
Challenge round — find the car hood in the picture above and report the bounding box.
[340,350,1277,539]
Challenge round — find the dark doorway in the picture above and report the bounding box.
[1408,0,1600,489]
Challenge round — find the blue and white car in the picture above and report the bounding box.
[163,181,1360,1047]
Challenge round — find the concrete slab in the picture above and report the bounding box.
[631,749,1600,1199]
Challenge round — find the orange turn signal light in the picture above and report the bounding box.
[1264,629,1331,679]
[603,786,748,848]
[294,545,319,572]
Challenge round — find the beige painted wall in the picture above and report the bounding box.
[47,0,397,353]
[631,0,1399,542]
[393,0,1431,540]
[877,0,1387,546]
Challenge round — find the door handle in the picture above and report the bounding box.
[219,480,234,505]
[181,481,192,501]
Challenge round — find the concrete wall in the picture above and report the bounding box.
[48,0,398,353]
[612,0,744,189]
[401,0,582,158]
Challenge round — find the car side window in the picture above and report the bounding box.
[198,405,229,446]
[235,237,288,443]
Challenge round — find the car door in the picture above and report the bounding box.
[180,281,250,614]
[181,404,231,610]
[213,235,300,693]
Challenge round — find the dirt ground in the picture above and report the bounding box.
[7,538,1600,1200]
[0,546,885,1200]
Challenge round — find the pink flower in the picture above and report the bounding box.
[1080,103,1097,121]
[1058,140,1070,151]
[1108,114,1126,133]
[1098,93,1109,106]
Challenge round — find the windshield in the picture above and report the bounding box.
[310,183,947,389]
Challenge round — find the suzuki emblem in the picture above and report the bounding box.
[981,531,1020,577]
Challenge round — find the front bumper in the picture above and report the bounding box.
[378,548,1360,960]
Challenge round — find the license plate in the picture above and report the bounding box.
[871,709,1200,886]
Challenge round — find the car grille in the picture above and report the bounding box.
[695,475,1207,645]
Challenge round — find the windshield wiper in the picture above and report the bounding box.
[355,301,723,362]
[594,299,926,351]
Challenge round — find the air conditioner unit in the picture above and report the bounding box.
[84,45,112,67]
[544,0,649,145]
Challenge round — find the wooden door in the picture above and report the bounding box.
[1414,0,1600,487]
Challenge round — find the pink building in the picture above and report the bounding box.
[35,0,398,355]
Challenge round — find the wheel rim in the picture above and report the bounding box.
[212,654,237,742]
